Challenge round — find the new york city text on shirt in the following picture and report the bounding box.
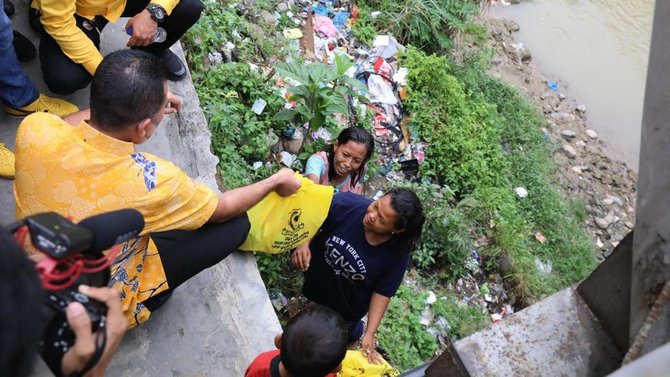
[323,235,368,281]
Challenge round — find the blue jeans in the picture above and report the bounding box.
[0,0,38,108]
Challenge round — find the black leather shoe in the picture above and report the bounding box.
[159,49,187,81]
[13,31,36,62]
[4,0,15,17]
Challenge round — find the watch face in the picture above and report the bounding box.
[148,5,165,21]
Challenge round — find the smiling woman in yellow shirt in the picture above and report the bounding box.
[31,0,201,95]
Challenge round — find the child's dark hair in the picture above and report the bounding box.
[386,188,425,252]
[281,304,347,377]
[326,127,374,188]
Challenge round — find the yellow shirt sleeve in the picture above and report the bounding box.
[150,0,180,15]
[39,0,104,75]
[135,157,218,234]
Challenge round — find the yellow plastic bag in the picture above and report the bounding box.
[239,173,334,254]
[338,350,400,377]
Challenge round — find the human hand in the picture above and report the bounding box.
[164,92,182,114]
[291,243,312,271]
[360,332,382,364]
[125,10,157,47]
[61,285,128,377]
[273,168,301,197]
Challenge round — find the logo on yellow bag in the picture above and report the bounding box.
[275,208,308,250]
[283,209,305,234]
[239,173,334,254]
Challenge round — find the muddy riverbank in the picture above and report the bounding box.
[485,17,637,259]
[491,0,654,170]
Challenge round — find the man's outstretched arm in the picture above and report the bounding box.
[208,168,301,223]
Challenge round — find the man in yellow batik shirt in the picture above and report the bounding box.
[14,49,301,327]
[29,0,201,95]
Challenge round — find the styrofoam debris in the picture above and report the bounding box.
[515,187,528,198]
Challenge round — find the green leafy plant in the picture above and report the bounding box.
[451,51,596,294]
[192,62,287,188]
[184,0,292,73]
[273,55,366,134]
[377,277,490,371]
[184,3,255,73]
[377,285,439,371]
[255,252,303,298]
[351,4,377,46]
[390,182,478,277]
[401,48,507,193]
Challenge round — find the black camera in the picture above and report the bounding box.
[8,209,144,376]
[23,212,95,259]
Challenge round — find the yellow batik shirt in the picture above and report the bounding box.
[14,113,218,327]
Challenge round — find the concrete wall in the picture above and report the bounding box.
[607,342,670,377]
[454,288,621,377]
[630,0,670,355]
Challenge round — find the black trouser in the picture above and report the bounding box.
[38,0,203,94]
[143,214,250,311]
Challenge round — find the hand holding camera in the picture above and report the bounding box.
[8,209,144,377]
[61,285,128,377]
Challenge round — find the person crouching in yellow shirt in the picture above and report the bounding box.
[13,49,302,328]
[30,0,201,95]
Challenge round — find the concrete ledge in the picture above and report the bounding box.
[107,252,280,377]
[454,287,622,377]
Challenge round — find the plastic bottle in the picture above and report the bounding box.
[126,26,167,43]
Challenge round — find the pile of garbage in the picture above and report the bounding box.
[458,250,515,323]
[303,0,426,177]
[223,0,426,180]
[419,249,515,347]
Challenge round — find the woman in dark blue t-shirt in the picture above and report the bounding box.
[291,188,425,364]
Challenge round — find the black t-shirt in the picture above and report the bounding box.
[302,192,410,322]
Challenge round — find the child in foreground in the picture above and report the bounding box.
[245,304,348,377]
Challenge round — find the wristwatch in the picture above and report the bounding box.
[145,3,166,23]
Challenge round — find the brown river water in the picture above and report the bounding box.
[492,0,655,170]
